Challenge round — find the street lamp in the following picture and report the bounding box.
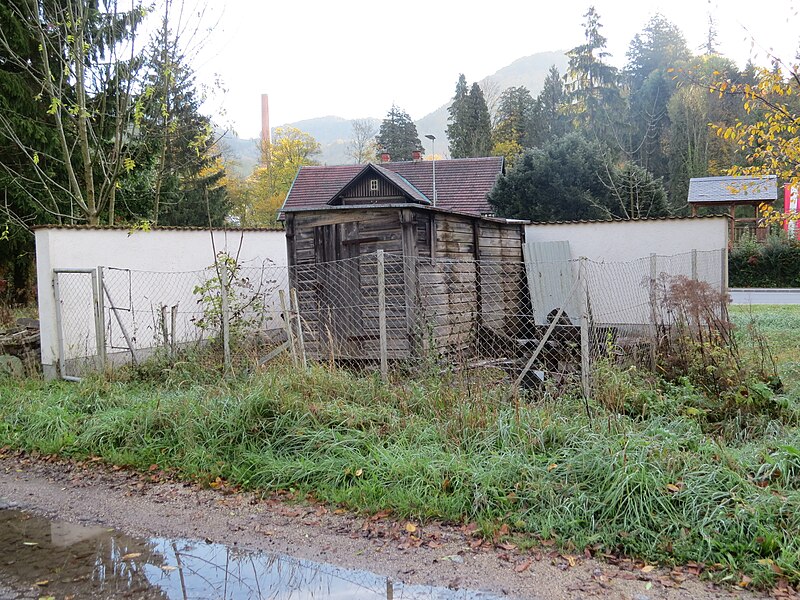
[425,134,437,206]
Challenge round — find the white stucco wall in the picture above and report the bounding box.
[35,227,287,378]
[524,217,730,326]
[525,217,729,262]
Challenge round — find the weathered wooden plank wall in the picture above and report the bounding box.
[286,206,525,363]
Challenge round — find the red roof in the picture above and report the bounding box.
[281,156,504,216]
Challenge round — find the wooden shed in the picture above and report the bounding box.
[282,161,525,362]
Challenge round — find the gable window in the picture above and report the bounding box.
[369,179,379,192]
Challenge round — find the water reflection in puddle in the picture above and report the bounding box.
[0,506,503,599]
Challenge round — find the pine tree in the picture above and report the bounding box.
[446,74,470,158]
[625,15,690,179]
[537,66,570,142]
[448,77,493,158]
[118,24,228,226]
[376,105,423,162]
[565,6,623,144]
[465,83,493,157]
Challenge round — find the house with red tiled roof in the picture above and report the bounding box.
[280,156,504,218]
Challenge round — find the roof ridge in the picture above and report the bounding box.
[373,164,431,203]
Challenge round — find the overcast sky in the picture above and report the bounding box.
[186,0,799,138]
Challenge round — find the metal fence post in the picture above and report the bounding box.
[220,258,231,373]
[95,267,107,370]
[52,271,66,379]
[579,258,591,401]
[377,250,388,380]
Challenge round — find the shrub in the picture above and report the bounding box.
[729,235,800,288]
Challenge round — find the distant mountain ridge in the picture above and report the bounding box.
[222,50,568,171]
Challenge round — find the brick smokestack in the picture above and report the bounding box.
[261,94,271,146]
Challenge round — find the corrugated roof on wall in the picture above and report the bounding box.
[32,225,283,232]
[525,215,730,225]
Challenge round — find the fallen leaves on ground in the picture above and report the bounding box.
[514,559,531,573]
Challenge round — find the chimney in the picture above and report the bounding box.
[380,152,391,163]
[260,94,271,145]
[411,150,422,161]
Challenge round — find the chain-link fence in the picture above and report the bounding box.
[50,249,727,391]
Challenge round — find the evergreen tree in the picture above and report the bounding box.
[376,105,423,162]
[446,74,470,158]
[0,0,66,301]
[117,24,228,226]
[564,6,623,145]
[448,76,493,158]
[465,83,493,157]
[625,15,690,179]
[488,133,613,222]
[0,0,147,225]
[491,86,537,163]
[537,66,570,142]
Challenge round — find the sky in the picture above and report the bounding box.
[185,0,800,139]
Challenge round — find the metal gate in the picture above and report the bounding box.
[52,268,105,380]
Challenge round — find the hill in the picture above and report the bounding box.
[416,50,568,157]
[221,50,568,171]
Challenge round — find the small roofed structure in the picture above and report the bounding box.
[282,157,524,363]
[688,175,777,243]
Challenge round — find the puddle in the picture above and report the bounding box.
[0,505,503,599]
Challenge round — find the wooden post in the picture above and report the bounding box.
[220,258,231,373]
[377,249,388,380]
[399,209,418,356]
[160,305,169,352]
[721,247,729,296]
[290,287,307,368]
[472,220,483,330]
[279,289,297,366]
[649,253,658,369]
[691,249,698,281]
[579,258,590,401]
[170,304,178,355]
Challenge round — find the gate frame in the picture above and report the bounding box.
[52,268,106,381]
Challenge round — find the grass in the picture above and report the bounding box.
[731,304,800,393]
[1,306,800,588]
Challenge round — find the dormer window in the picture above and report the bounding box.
[369,179,379,192]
